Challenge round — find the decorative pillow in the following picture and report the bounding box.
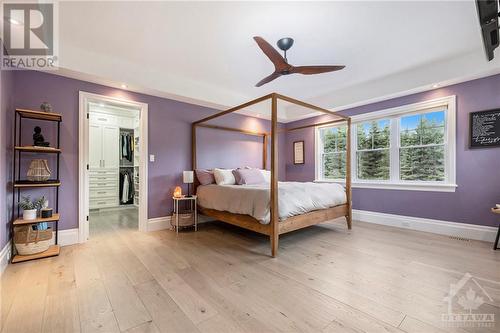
[213,168,236,185]
[234,168,266,185]
[232,169,244,185]
[260,169,271,183]
[195,169,215,185]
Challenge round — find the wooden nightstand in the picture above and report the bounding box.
[172,196,197,234]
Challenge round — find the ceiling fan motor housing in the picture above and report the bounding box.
[277,37,294,51]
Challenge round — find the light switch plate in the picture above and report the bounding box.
[149,154,155,162]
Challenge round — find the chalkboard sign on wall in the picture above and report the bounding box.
[470,109,500,148]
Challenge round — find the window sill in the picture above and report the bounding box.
[313,179,457,192]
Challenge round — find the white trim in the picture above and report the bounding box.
[315,95,456,192]
[52,228,80,246]
[349,96,455,122]
[353,209,497,243]
[79,92,149,243]
[314,179,458,192]
[0,241,12,276]
[147,216,172,232]
[147,214,215,232]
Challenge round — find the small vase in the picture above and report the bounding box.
[23,209,37,220]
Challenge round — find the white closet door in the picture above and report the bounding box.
[89,124,103,169]
[102,126,119,169]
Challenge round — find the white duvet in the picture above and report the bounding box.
[197,182,346,224]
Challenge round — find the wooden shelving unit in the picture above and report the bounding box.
[14,180,61,188]
[11,245,60,263]
[13,213,60,226]
[10,108,62,263]
[14,146,61,153]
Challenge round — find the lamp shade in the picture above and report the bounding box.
[183,170,194,184]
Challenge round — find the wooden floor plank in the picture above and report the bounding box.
[42,290,80,333]
[134,280,200,333]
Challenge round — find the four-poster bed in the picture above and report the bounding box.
[192,93,352,257]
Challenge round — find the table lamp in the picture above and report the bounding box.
[183,171,194,197]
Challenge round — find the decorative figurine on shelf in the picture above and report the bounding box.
[40,102,53,113]
[33,126,50,147]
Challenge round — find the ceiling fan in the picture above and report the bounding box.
[253,36,345,87]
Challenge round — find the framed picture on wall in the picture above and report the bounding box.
[293,141,305,164]
[469,109,500,148]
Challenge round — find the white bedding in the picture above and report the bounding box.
[197,182,346,224]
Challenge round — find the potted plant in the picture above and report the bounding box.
[18,196,39,220]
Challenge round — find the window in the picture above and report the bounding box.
[356,119,390,180]
[315,96,456,192]
[317,126,346,179]
[399,111,445,181]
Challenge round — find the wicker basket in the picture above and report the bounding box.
[14,225,53,255]
[27,159,51,181]
[171,210,194,229]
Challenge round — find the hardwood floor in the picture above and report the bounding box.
[1,210,499,333]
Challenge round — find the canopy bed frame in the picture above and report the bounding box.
[192,93,352,257]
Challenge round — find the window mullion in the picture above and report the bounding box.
[390,118,399,182]
[352,124,358,182]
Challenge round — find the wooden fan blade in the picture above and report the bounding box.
[253,36,288,71]
[255,72,282,87]
[291,65,345,75]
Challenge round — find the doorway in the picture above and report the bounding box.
[78,92,148,242]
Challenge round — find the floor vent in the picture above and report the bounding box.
[449,236,471,242]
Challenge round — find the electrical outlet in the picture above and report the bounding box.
[149,154,155,162]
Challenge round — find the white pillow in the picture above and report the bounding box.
[213,168,236,185]
[259,169,271,183]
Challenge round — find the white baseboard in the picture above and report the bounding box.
[55,228,80,246]
[353,209,497,242]
[147,216,172,232]
[147,214,215,232]
[145,211,497,243]
[0,241,12,276]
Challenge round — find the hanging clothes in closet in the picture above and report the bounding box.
[119,169,134,204]
[121,133,134,162]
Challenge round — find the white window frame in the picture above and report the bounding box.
[315,95,457,192]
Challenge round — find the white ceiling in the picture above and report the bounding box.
[50,1,500,121]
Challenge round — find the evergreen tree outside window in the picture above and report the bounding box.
[356,120,390,180]
[318,126,346,179]
[399,110,445,181]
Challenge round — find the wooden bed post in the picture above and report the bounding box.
[192,124,198,193]
[270,94,279,257]
[263,134,268,170]
[345,118,352,229]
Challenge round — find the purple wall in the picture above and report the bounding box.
[1,70,14,249]
[285,74,500,227]
[8,71,286,232]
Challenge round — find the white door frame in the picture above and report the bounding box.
[78,91,149,242]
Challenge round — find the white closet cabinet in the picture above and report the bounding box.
[102,126,119,169]
[89,124,102,169]
[89,121,119,209]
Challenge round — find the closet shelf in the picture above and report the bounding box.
[11,245,60,263]
[15,146,61,153]
[13,213,60,226]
